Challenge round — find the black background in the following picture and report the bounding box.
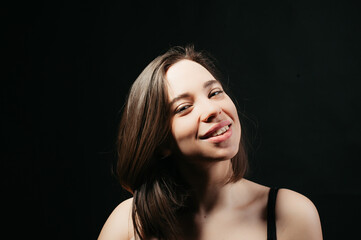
[3,0,361,239]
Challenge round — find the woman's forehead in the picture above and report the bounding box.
[166,59,218,95]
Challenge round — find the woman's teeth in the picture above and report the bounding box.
[212,125,229,137]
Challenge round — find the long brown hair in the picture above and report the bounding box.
[116,45,248,239]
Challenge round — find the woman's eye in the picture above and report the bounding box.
[175,105,191,114]
[209,90,224,98]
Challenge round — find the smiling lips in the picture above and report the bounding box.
[200,120,232,143]
[212,125,229,137]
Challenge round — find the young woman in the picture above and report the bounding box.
[98,46,323,240]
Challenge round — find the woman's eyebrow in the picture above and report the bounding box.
[169,79,219,107]
[169,93,191,107]
[203,79,218,89]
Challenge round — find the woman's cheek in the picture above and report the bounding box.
[171,117,198,147]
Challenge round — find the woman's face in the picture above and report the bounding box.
[166,59,241,162]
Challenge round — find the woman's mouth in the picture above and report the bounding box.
[211,125,229,137]
[200,122,232,143]
[200,120,232,139]
[206,124,232,143]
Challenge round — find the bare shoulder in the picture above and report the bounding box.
[276,189,323,240]
[98,197,134,240]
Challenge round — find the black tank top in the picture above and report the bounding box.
[267,188,279,240]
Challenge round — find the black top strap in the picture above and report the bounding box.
[267,187,279,240]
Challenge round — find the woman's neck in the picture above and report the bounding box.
[177,159,235,215]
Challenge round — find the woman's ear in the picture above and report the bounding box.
[161,148,172,159]
[154,144,172,160]
[157,133,176,159]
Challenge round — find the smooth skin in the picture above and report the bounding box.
[98,60,323,240]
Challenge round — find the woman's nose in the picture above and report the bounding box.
[200,100,222,122]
